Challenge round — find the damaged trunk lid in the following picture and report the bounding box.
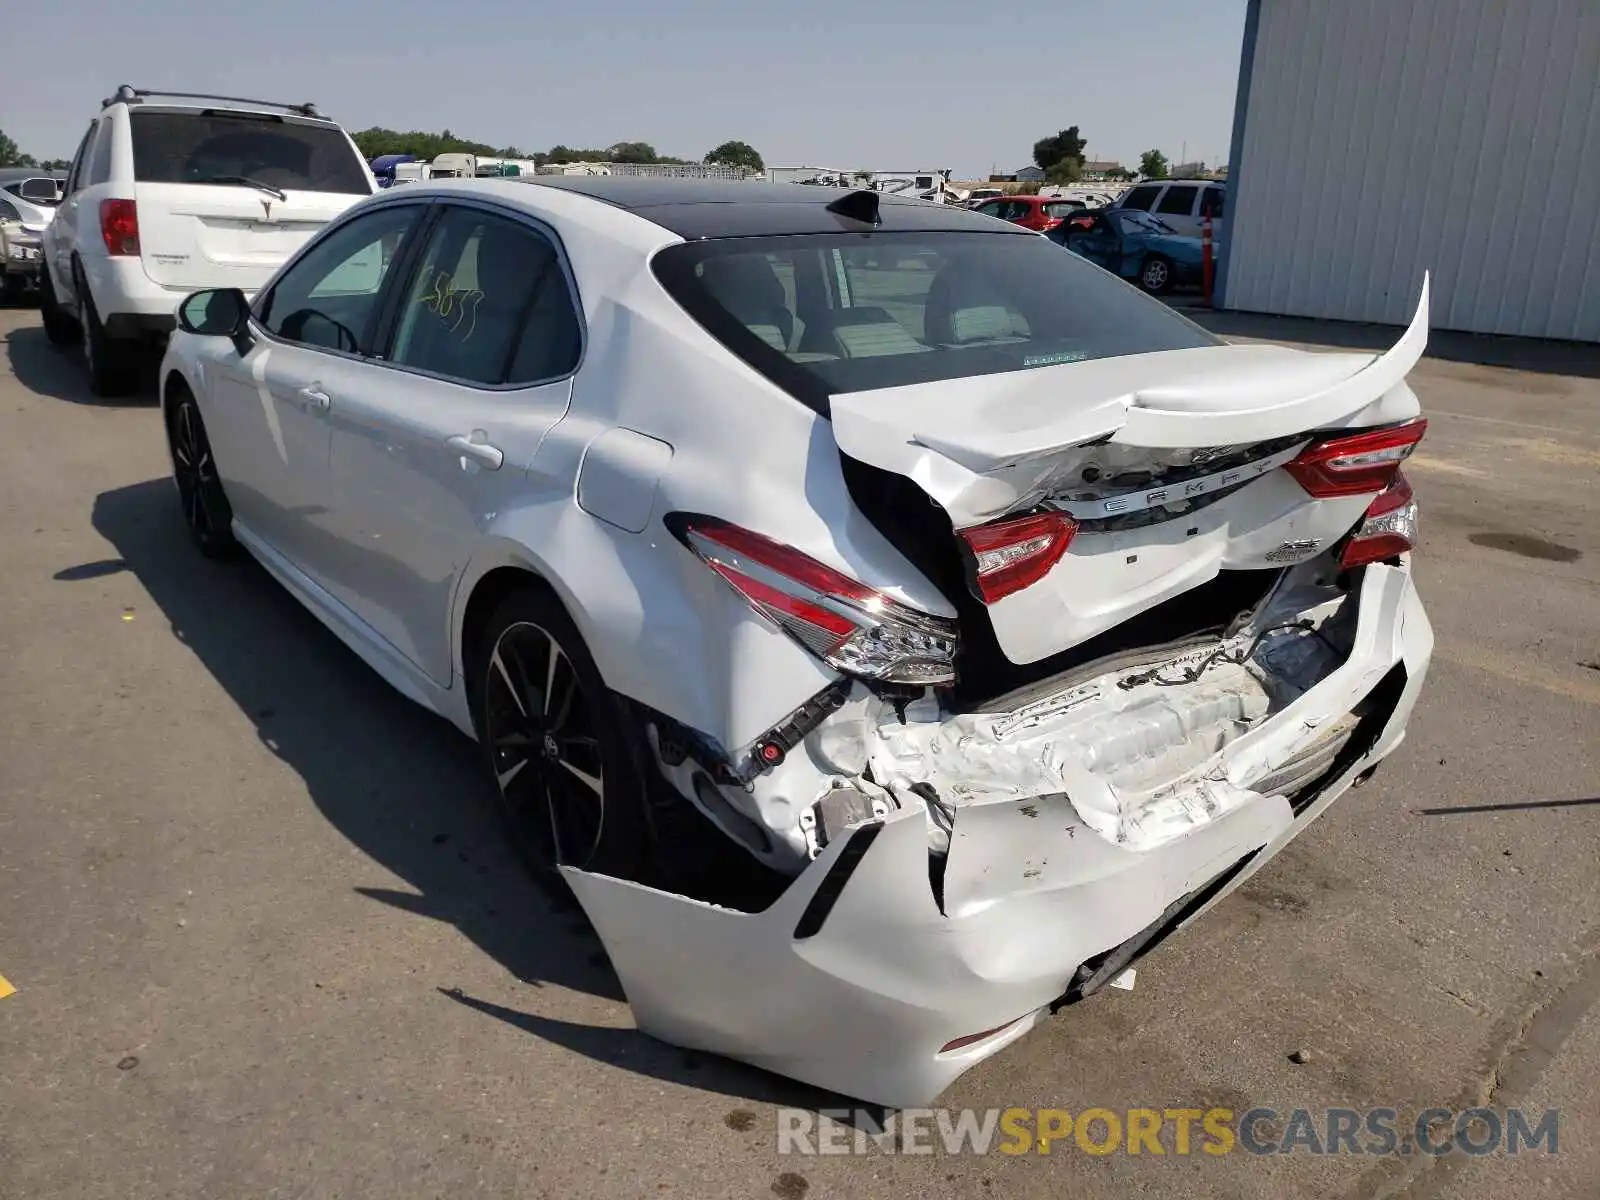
[831,278,1429,665]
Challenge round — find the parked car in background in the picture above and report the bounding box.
[1108,179,1225,239]
[370,153,418,188]
[40,85,375,396]
[0,196,49,303]
[972,193,1085,232]
[964,187,1004,206]
[1047,208,1205,293]
[160,177,1432,1108]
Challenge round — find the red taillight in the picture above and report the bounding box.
[959,511,1076,604]
[1283,419,1427,497]
[675,516,959,685]
[1340,471,1418,567]
[100,199,140,256]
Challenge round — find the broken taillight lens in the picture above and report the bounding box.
[1340,471,1418,567]
[959,511,1077,604]
[1284,419,1427,497]
[674,516,959,685]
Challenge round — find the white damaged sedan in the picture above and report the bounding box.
[159,178,1433,1107]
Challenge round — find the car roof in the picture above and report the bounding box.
[510,177,1028,239]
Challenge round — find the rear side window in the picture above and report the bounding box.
[653,231,1219,409]
[389,207,581,386]
[86,119,114,186]
[1044,201,1084,218]
[1155,186,1198,216]
[130,110,370,194]
[1119,185,1163,211]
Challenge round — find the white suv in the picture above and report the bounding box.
[41,86,374,396]
[1107,178,1225,239]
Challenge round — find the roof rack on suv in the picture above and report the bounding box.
[100,85,321,118]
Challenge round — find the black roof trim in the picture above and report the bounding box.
[513,176,1031,239]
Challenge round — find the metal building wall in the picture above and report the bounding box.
[1219,0,1600,342]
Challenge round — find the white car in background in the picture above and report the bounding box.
[159,178,1433,1107]
[0,184,56,303]
[1109,178,1226,239]
[40,86,374,396]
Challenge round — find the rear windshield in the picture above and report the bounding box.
[652,231,1218,410]
[130,110,370,195]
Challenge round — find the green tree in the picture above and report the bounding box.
[1138,149,1169,180]
[1032,127,1086,173]
[1045,157,1084,185]
[0,128,39,169]
[40,158,71,171]
[607,141,659,164]
[704,140,764,173]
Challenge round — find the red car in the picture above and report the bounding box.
[972,194,1085,232]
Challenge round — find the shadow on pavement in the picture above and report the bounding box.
[439,989,861,1113]
[80,476,849,1109]
[3,317,160,405]
[1186,308,1600,379]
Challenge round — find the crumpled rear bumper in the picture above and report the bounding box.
[564,563,1432,1108]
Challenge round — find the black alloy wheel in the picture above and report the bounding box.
[474,590,649,895]
[167,391,237,557]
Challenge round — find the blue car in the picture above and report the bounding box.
[1045,209,1204,294]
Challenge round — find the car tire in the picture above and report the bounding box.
[74,266,140,398]
[165,384,240,558]
[1139,255,1173,294]
[469,585,651,899]
[39,266,81,346]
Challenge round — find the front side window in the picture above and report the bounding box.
[654,230,1219,410]
[389,207,580,386]
[1119,185,1163,211]
[257,205,418,352]
[64,124,94,196]
[130,110,370,195]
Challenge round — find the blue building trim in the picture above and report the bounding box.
[1215,0,1262,309]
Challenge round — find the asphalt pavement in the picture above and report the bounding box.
[0,304,1595,1199]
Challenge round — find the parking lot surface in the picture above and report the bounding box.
[1,305,1596,1199]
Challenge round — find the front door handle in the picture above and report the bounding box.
[297,385,331,413]
[446,431,504,471]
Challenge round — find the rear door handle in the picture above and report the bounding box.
[297,385,331,413]
[446,432,504,471]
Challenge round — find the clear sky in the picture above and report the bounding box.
[3,0,1247,178]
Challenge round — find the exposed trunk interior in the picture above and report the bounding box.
[840,453,1283,710]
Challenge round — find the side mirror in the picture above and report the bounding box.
[18,178,59,204]
[178,288,249,337]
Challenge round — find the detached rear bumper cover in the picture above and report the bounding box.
[564,563,1431,1107]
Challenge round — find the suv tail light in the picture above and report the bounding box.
[100,199,140,257]
[1284,419,1427,497]
[959,511,1077,604]
[1341,471,1417,567]
[674,516,959,685]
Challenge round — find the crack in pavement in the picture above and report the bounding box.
[1348,930,1600,1200]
